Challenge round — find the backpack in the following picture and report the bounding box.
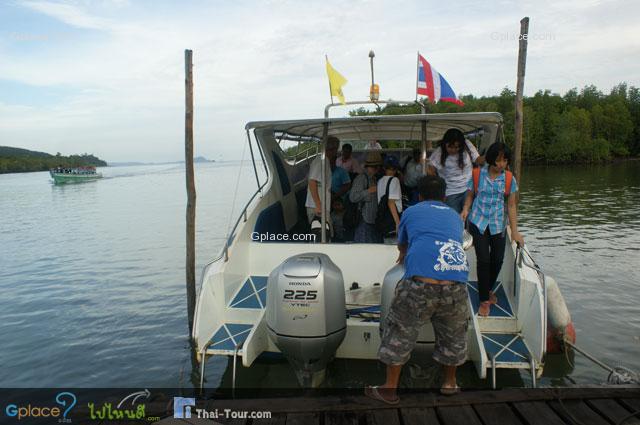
[342,196,360,230]
[375,177,398,236]
[472,167,513,197]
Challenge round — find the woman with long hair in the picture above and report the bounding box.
[429,128,482,213]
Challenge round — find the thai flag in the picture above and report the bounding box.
[417,53,464,106]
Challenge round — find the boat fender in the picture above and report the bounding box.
[545,276,576,353]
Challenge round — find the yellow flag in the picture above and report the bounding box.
[326,58,347,104]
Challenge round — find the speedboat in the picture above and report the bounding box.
[192,105,574,389]
[50,166,102,184]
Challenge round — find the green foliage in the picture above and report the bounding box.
[0,146,107,174]
[350,83,640,163]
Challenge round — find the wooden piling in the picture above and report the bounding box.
[185,49,196,333]
[513,17,529,183]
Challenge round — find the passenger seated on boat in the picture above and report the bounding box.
[336,143,361,178]
[330,197,346,243]
[402,148,425,206]
[349,152,382,243]
[305,136,339,224]
[461,142,525,317]
[330,153,351,201]
[367,175,470,402]
[365,140,382,150]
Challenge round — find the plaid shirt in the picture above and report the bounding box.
[467,166,518,235]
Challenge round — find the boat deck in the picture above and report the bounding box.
[158,387,640,424]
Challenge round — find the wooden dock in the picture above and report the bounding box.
[157,386,640,425]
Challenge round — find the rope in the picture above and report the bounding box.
[564,339,639,385]
[223,134,250,246]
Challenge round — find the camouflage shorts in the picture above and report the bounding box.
[379,278,470,366]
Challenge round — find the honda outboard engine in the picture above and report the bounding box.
[266,253,346,387]
[380,263,405,325]
[381,263,435,353]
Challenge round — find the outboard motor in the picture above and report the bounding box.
[380,263,435,360]
[266,253,346,387]
[380,263,405,325]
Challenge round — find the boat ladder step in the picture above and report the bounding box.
[481,332,538,389]
[205,323,254,356]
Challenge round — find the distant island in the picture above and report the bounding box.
[109,156,215,167]
[0,146,107,174]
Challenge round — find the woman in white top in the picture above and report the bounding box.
[429,128,482,213]
[377,155,402,236]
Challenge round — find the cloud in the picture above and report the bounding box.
[0,0,638,162]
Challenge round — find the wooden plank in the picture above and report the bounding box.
[365,409,401,425]
[437,405,483,425]
[549,399,610,425]
[512,401,565,425]
[619,397,640,413]
[325,411,359,425]
[473,403,522,425]
[257,413,287,425]
[587,399,640,425]
[204,388,640,414]
[215,418,248,425]
[401,407,440,425]
[286,412,321,425]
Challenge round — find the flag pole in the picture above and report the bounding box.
[415,51,420,102]
[325,55,334,105]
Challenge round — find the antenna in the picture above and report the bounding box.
[368,50,379,102]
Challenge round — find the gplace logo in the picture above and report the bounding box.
[5,392,77,422]
[173,397,196,419]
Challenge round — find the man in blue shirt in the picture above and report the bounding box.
[366,175,470,403]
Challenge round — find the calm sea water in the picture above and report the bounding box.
[1,161,638,388]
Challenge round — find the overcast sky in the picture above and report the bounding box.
[0,0,638,162]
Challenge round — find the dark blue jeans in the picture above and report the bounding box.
[469,222,506,303]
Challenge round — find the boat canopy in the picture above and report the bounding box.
[246,112,503,147]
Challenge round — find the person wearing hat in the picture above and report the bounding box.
[377,155,403,240]
[349,152,383,243]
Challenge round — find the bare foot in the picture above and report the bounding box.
[478,301,491,317]
[489,291,497,305]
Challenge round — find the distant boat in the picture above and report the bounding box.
[49,166,102,184]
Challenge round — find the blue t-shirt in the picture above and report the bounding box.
[331,166,351,194]
[397,201,469,282]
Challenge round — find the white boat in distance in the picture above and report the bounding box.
[193,105,574,389]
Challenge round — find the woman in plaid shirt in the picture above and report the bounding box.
[461,143,525,317]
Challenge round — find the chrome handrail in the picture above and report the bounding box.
[291,145,318,165]
[324,99,426,118]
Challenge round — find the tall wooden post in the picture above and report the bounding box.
[513,17,529,182]
[185,49,196,333]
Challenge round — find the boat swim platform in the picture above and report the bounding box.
[205,279,518,357]
[155,387,640,425]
